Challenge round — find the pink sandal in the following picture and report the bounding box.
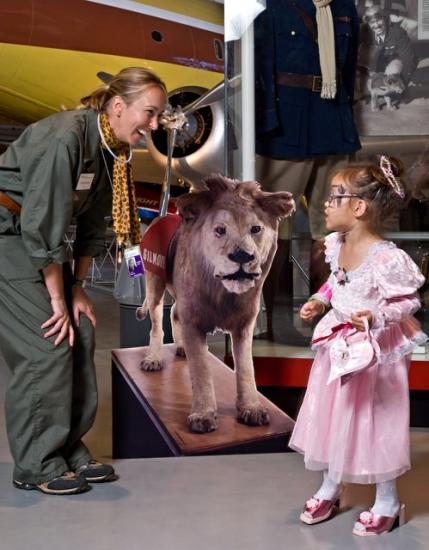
[352,503,406,536]
[300,496,340,525]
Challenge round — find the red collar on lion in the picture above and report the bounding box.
[140,214,181,281]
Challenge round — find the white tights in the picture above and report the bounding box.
[314,472,400,517]
[314,470,341,500]
[371,479,400,517]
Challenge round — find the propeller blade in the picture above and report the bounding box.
[182,80,224,116]
[97,71,114,84]
[182,75,240,116]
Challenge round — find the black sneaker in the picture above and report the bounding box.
[75,460,117,482]
[13,471,90,495]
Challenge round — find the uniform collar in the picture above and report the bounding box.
[83,108,102,164]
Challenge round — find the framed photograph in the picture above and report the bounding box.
[354,0,429,135]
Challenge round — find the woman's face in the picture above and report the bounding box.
[109,86,166,145]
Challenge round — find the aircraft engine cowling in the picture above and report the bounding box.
[145,86,224,187]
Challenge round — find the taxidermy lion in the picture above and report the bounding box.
[137,175,295,433]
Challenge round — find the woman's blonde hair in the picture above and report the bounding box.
[80,66,167,111]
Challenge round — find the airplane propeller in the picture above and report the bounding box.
[155,78,233,215]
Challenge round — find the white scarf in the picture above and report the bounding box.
[312,0,337,99]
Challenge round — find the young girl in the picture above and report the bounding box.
[289,156,427,536]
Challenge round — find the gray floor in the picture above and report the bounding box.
[1,288,428,550]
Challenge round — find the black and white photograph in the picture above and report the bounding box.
[354,0,429,135]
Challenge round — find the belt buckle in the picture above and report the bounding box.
[312,76,322,93]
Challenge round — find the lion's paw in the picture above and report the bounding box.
[175,346,186,358]
[140,358,164,372]
[237,407,270,427]
[187,412,218,433]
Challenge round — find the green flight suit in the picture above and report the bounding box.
[0,108,112,484]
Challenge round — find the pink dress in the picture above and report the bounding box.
[289,232,427,484]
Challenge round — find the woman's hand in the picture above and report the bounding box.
[41,297,74,347]
[72,286,96,328]
[351,310,373,331]
[300,300,325,322]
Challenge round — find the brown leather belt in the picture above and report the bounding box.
[0,191,22,215]
[276,72,340,93]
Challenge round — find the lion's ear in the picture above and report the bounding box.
[175,191,213,223]
[256,191,296,219]
[203,174,237,196]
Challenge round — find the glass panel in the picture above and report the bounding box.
[224,3,429,360]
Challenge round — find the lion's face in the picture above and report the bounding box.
[176,175,295,296]
[200,207,277,294]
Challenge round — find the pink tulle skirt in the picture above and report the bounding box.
[289,344,411,484]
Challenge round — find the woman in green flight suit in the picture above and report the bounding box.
[0,67,167,494]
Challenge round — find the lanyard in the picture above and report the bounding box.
[100,145,114,189]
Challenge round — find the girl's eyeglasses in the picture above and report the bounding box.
[326,193,361,208]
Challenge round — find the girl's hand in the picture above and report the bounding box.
[300,300,325,322]
[72,286,96,328]
[351,310,373,331]
[41,297,74,347]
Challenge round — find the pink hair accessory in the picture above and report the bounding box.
[379,155,405,198]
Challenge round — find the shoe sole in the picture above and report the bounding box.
[300,509,335,525]
[300,502,339,525]
[83,473,118,483]
[352,527,391,536]
[13,479,90,495]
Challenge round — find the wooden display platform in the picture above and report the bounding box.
[112,345,295,458]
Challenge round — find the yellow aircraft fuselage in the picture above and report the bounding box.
[0,0,224,123]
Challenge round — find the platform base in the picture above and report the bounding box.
[112,345,295,458]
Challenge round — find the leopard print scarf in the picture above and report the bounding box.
[99,112,141,246]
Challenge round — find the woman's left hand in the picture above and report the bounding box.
[72,286,96,327]
[351,310,373,331]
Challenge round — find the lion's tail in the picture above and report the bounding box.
[135,300,148,321]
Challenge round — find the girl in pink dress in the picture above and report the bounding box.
[289,155,427,536]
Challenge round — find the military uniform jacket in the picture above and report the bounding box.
[255,0,361,159]
[0,109,112,271]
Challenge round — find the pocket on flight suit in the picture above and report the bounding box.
[0,235,42,282]
[0,235,55,341]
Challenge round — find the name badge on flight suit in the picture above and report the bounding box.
[76,173,95,191]
[124,245,144,277]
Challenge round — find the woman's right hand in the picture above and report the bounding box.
[300,300,324,322]
[41,297,75,347]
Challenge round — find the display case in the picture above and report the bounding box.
[223,2,429,423]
